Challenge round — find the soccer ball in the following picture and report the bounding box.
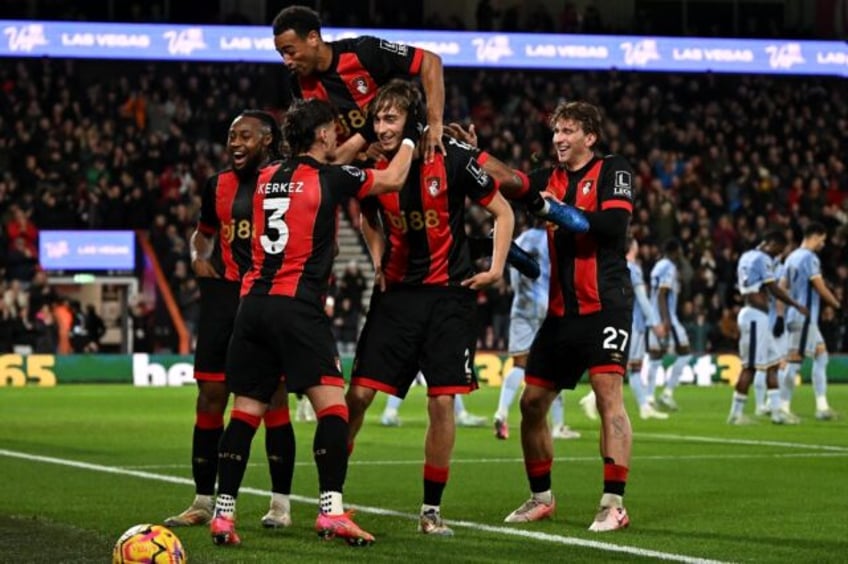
[112,524,187,563]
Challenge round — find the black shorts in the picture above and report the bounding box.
[194,278,241,381]
[525,309,629,391]
[351,286,478,399]
[226,295,344,402]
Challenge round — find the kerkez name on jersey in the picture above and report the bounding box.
[257,181,304,194]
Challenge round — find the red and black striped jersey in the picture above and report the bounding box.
[241,156,375,305]
[197,168,271,282]
[365,137,498,287]
[292,36,424,139]
[530,155,634,318]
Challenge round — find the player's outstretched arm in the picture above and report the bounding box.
[367,141,415,195]
[334,133,369,165]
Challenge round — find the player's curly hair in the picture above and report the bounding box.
[239,109,285,160]
[272,5,321,38]
[282,98,336,156]
[549,100,604,146]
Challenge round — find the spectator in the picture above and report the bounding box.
[332,297,360,355]
[178,277,201,337]
[476,0,499,30]
[33,303,59,353]
[5,205,38,256]
[820,305,841,354]
[337,260,367,314]
[5,236,38,282]
[3,280,28,317]
[26,271,56,321]
[68,300,91,353]
[129,295,153,353]
[712,307,740,352]
[0,299,16,352]
[84,304,107,351]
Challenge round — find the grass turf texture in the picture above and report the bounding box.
[1,384,847,563]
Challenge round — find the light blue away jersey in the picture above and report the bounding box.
[650,257,680,323]
[784,247,821,324]
[737,248,775,295]
[629,260,652,332]
[510,227,549,319]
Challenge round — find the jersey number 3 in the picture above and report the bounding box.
[260,197,291,254]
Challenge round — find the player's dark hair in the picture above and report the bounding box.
[283,99,336,156]
[549,100,604,146]
[663,238,681,255]
[367,79,424,121]
[239,109,284,160]
[762,229,787,246]
[272,5,321,37]
[804,222,827,238]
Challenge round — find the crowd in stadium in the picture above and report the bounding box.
[1,30,846,356]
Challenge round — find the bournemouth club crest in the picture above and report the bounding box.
[351,76,369,95]
[427,177,441,197]
[581,179,593,195]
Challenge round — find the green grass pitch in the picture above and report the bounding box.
[1,383,847,563]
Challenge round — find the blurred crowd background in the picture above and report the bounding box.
[1,1,846,355]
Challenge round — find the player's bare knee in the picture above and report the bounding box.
[345,385,377,414]
[197,381,228,414]
[519,392,549,423]
[427,394,454,418]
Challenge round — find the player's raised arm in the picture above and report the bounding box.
[419,48,445,162]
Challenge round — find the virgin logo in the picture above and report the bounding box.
[163,28,206,55]
[765,43,805,69]
[3,24,48,52]
[44,241,70,259]
[471,35,513,63]
[620,40,660,66]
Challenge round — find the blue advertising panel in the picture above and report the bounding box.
[1,20,846,76]
[39,230,136,271]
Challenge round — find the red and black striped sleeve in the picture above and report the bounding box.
[354,36,424,79]
[445,142,498,207]
[584,155,633,237]
[598,155,634,213]
[527,166,559,198]
[325,164,375,201]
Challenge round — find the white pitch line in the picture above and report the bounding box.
[0,448,727,564]
[636,432,848,452]
[120,450,848,470]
